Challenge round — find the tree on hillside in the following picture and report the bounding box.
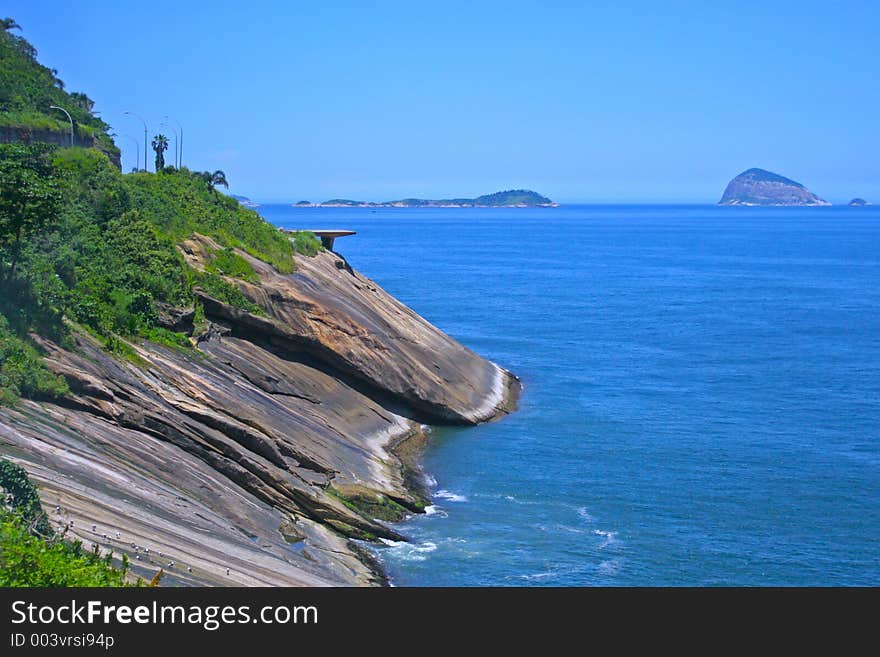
[151,134,169,171]
[0,17,21,31]
[69,92,95,115]
[210,170,228,189]
[196,170,229,192]
[0,144,64,282]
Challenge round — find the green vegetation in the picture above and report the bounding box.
[0,514,134,586]
[0,25,305,403]
[205,247,260,284]
[197,169,228,191]
[0,459,136,586]
[0,143,64,282]
[328,487,410,523]
[321,199,366,206]
[0,20,119,158]
[0,142,281,397]
[0,315,69,405]
[290,231,322,257]
[471,189,555,206]
[151,134,169,171]
[123,168,293,273]
[0,458,52,534]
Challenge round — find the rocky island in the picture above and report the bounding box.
[296,189,559,208]
[718,168,830,206]
[848,198,870,207]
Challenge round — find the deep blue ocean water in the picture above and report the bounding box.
[260,204,880,586]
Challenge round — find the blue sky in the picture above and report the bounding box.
[6,1,879,203]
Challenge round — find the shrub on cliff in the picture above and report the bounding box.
[291,231,322,257]
[205,247,260,284]
[0,513,135,586]
[0,458,51,535]
[124,168,293,273]
[0,459,135,586]
[0,314,68,405]
[0,460,135,586]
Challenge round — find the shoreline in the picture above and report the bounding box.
[370,367,521,583]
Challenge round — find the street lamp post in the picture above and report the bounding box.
[48,105,74,147]
[159,121,179,169]
[122,135,140,172]
[164,115,183,168]
[123,111,148,172]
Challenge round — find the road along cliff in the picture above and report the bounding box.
[0,236,519,586]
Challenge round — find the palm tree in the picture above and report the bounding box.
[195,169,229,194]
[151,134,169,171]
[210,170,228,189]
[1,17,21,31]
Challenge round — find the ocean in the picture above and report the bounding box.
[259,203,880,586]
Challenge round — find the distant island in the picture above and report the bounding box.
[848,198,870,207]
[294,189,559,208]
[231,194,260,208]
[718,168,830,206]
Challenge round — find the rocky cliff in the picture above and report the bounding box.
[0,125,121,169]
[0,239,518,586]
[718,168,830,206]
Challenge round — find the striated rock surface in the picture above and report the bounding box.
[718,168,830,206]
[0,240,519,586]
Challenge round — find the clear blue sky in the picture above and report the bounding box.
[6,0,879,203]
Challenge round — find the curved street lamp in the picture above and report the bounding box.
[123,111,148,172]
[48,105,74,147]
[159,121,179,169]
[164,115,183,168]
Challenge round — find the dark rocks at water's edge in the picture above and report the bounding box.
[718,168,830,206]
[0,238,519,586]
[848,198,870,207]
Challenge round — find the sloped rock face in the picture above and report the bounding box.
[718,168,830,206]
[0,240,519,586]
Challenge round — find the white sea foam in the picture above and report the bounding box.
[361,414,414,488]
[535,523,584,534]
[435,490,468,503]
[498,494,540,506]
[518,571,555,581]
[465,364,506,423]
[423,505,448,518]
[379,539,438,562]
[576,507,594,522]
[423,474,438,488]
[598,559,622,576]
[593,529,618,548]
